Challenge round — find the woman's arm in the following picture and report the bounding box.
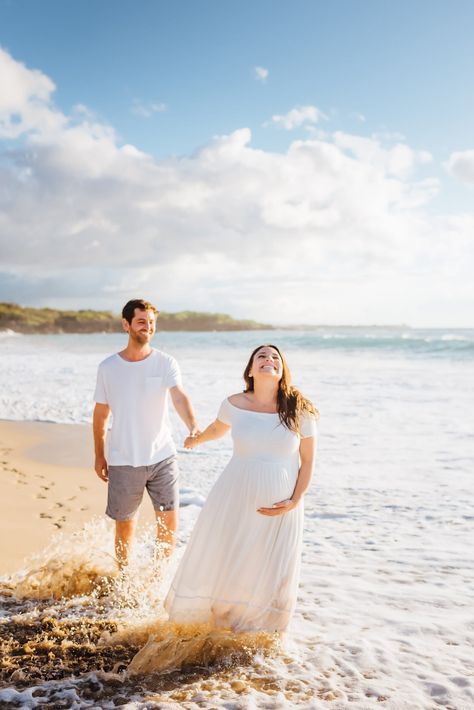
[184,418,230,449]
[289,436,316,503]
[258,435,316,516]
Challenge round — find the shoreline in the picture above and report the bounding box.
[0,420,157,575]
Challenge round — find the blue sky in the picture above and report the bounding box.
[3,0,473,162]
[1,0,473,325]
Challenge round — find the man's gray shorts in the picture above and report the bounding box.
[106,455,179,521]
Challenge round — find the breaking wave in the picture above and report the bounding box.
[0,520,299,708]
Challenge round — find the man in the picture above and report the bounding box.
[93,298,198,568]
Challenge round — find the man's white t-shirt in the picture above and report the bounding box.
[93,348,181,467]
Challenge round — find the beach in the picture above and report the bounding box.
[0,420,157,575]
[0,329,473,708]
[0,420,95,574]
[3,1,474,704]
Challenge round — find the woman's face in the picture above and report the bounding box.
[249,346,283,381]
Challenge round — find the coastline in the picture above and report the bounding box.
[0,303,274,334]
[0,420,156,575]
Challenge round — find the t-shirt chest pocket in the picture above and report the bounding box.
[144,376,164,398]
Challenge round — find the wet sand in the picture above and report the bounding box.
[0,421,156,575]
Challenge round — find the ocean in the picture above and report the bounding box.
[0,328,473,708]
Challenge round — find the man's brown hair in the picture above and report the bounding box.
[122,299,159,324]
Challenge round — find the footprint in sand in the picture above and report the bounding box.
[36,493,47,499]
[68,495,77,501]
[79,486,87,491]
[40,512,53,519]
[55,502,72,513]
[362,671,377,679]
[80,506,89,512]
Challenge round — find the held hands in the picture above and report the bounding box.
[94,456,108,482]
[257,498,299,516]
[184,429,202,449]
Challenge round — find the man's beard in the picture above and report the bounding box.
[130,329,151,345]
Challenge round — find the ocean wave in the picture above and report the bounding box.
[0,329,473,426]
[0,520,289,709]
[274,330,474,358]
[0,329,22,338]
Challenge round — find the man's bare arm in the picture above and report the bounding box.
[169,385,199,435]
[93,403,110,481]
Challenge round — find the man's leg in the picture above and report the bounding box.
[115,519,136,568]
[106,465,146,569]
[147,456,180,559]
[155,509,178,559]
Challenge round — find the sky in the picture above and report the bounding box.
[1,0,473,326]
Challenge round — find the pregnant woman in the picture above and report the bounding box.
[165,344,318,633]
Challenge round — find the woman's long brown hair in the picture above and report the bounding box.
[243,344,319,433]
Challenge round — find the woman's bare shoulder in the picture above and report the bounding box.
[227,392,248,406]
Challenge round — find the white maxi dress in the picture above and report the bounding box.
[165,398,317,633]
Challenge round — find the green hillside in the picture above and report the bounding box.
[0,303,273,333]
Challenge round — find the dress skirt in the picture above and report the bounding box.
[164,455,303,633]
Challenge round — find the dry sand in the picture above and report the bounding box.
[0,420,157,575]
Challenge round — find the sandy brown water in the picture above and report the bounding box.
[0,421,327,708]
[0,521,317,709]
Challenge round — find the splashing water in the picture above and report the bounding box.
[128,623,280,676]
[0,519,311,708]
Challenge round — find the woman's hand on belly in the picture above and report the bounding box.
[257,498,299,516]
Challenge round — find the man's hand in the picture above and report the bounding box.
[93,403,110,482]
[184,426,202,449]
[184,435,198,449]
[95,456,109,482]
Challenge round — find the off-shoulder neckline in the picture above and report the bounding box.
[226,398,279,415]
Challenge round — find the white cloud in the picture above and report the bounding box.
[0,47,66,139]
[268,105,327,130]
[0,48,472,325]
[350,112,366,123]
[72,103,95,118]
[333,131,433,178]
[130,99,167,118]
[372,130,406,143]
[445,149,474,184]
[0,47,54,113]
[254,66,268,82]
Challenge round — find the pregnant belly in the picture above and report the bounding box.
[223,457,297,509]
